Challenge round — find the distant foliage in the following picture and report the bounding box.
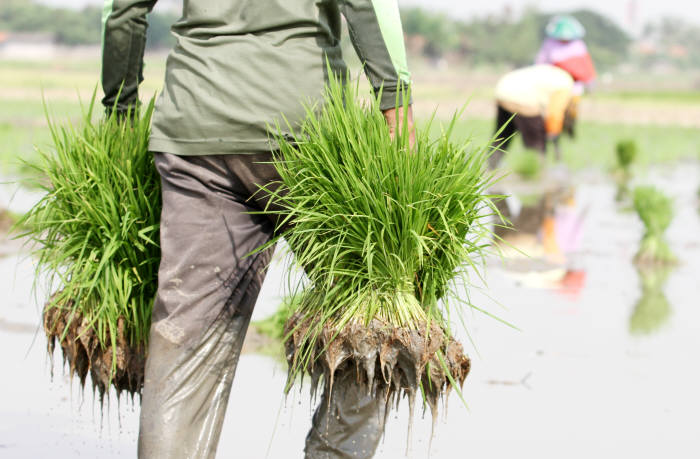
[570,9,631,69]
[0,0,176,48]
[401,8,461,58]
[639,17,700,68]
[401,7,630,69]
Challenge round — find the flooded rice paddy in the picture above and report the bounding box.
[1,163,699,458]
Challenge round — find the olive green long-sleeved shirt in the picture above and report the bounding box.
[102,0,411,155]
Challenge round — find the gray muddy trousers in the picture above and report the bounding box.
[138,152,387,459]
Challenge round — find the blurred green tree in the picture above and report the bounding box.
[399,6,630,70]
[0,0,175,49]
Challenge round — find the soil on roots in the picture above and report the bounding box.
[43,300,146,399]
[284,312,471,425]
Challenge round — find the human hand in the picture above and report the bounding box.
[382,105,416,149]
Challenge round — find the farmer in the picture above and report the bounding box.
[489,64,576,168]
[489,15,596,168]
[101,1,414,458]
[535,14,596,101]
[535,14,597,138]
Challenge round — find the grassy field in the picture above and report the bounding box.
[0,56,165,176]
[1,54,699,178]
[432,117,700,171]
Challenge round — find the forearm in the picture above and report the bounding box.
[101,0,158,112]
[340,0,412,110]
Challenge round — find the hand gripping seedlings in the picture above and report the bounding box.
[632,185,676,265]
[262,77,499,428]
[19,95,158,398]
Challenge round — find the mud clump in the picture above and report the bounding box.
[43,300,146,398]
[284,313,471,422]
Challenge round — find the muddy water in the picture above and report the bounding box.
[1,163,699,458]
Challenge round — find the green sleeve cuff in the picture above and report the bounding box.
[378,83,412,111]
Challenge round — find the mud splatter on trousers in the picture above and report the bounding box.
[138,152,385,459]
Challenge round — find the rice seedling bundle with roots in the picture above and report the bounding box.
[264,77,499,421]
[614,139,637,201]
[19,95,159,398]
[633,185,676,266]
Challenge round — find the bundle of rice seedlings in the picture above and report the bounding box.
[616,139,637,171]
[263,77,499,422]
[18,94,159,397]
[632,186,676,265]
[614,139,637,201]
[629,265,672,335]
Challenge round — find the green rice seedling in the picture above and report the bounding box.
[17,92,159,397]
[510,150,541,180]
[614,139,637,201]
[262,76,500,420]
[252,294,300,341]
[629,265,672,335]
[248,295,301,359]
[616,139,637,171]
[632,186,676,265]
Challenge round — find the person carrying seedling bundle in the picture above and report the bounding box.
[102,1,413,458]
[489,64,576,168]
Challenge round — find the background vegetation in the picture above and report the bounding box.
[1,1,698,178]
[2,1,700,69]
[402,8,630,69]
[0,0,176,48]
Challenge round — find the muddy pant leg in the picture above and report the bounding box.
[138,153,274,459]
[305,369,388,459]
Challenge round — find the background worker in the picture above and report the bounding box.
[489,14,598,169]
[535,14,597,137]
[536,15,596,94]
[101,0,414,458]
[489,64,575,168]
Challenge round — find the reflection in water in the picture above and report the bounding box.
[629,265,673,335]
[556,269,587,300]
[494,186,588,298]
[496,186,584,258]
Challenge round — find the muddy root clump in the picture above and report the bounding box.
[43,301,146,398]
[284,313,471,420]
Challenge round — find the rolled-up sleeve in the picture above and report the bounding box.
[101,0,158,112]
[340,0,412,110]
